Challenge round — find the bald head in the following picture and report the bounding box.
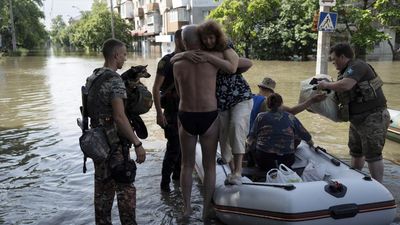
[182,25,200,50]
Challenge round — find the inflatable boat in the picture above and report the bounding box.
[388,109,400,143]
[194,141,397,225]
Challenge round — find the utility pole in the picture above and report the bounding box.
[9,0,17,52]
[110,0,115,38]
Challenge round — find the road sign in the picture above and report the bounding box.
[319,0,336,7]
[318,12,338,32]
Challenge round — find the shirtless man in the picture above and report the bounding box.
[173,25,223,219]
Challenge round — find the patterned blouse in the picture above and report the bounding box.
[248,110,312,155]
[216,72,253,111]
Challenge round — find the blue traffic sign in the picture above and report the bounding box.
[318,12,338,32]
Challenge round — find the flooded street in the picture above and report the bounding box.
[0,53,399,225]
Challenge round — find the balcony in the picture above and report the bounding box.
[172,0,189,9]
[166,21,189,33]
[147,3,159,13]
[168,8,189,22]
[120,0,134,19]
[159,0,173,14]
[134,7,144,18]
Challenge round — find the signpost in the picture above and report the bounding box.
[315,0,337,75]
[318,12,337,32]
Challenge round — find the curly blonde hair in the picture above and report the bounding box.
[197,20,228,52]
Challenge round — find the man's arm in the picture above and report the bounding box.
[171,49,243,75]
[112,98,146,163]
[152,72,167,128]
[205,48,239,74]
[317,78,357,92]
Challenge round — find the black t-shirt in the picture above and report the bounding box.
[156,52,175,92]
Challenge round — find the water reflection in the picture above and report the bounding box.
[0,54,399,225]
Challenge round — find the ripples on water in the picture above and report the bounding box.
[0,54,399,225]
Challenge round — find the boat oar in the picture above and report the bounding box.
[313,146,341,166]
[314,147,372,181]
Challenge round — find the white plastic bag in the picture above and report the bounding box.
[299,74,342,122]
[301,160,326,182]
[266,164,303,183]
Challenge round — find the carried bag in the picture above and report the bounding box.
[299,74,342,122]
[266,164,303,183]
[126,84,153,116]
[79,127,111,163]
[301,160,326,182]
[110,158,137,183]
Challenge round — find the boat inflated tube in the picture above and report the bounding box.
[329,204,358,219]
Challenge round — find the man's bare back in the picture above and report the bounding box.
[173,25,224,220]
[173,51,223,112]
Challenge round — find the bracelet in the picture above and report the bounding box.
[134,142,142,148]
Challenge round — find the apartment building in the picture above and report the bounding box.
[112,0,223,55]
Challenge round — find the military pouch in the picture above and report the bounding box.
[110,159,137,183]
[338,104,349,122]
[358,82,377,102]
[79,127,111,162]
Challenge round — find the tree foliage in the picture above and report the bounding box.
[334,0,400,59]
[209,0,317,60]
[209,0,400,60]
[50,0,132,51]
[0,0,48,51]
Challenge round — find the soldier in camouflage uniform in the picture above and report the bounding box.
[246,93,314,171]
[317,43,389,183]
[85,38,146,225]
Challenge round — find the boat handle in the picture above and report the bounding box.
[329,204,358,219]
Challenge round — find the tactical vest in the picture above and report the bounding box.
[86,68,121,145]
[335,64,383,121]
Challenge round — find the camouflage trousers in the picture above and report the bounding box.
[94,160,137,225]
[349,108,390,162]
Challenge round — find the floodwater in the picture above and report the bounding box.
[0,53,399,225]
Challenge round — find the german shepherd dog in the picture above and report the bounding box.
[121,65,152,139]
[121,65,151,88]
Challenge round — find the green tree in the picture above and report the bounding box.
[0,0,48,52]
[335,0,400,59]
[209,0,280,58]
[209,0,318,60]
[50,15,67,47]
[50,0,132,51]
[374,0,400,60]
[275,0,318,60]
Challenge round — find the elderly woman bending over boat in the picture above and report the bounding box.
[246,93,314,171]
